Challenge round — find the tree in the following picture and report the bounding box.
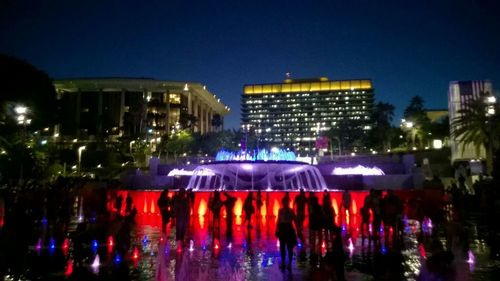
[179,112,198,132]
[0,54,57,130]
[0,55,59,184]
[451,92,499,174]
[369,102,395,151]
[403,96,431,148]
[211,114,223,132]
[326,118,367,154]
[159,129,194,160]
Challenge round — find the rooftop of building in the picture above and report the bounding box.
[54,77,230,115]
[244,77,373,95]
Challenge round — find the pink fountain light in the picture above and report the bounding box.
[332,165,385,176]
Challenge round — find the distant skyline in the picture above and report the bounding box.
[1,0,499,129]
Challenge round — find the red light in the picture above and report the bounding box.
[132,247,139,260]
[108,236,114,247]
[62,238,69,250]
[64,259,73,277]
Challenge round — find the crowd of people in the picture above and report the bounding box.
[2,175,499,280]
[149,187,413,278]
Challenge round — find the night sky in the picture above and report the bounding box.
[1,0,499,129]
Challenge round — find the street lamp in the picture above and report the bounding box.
[129,140,135,154]
[402,119,416,149]
[78,146,86,174]
[241,123,252,151]
[14,105,30,185]
[485,95,497,174]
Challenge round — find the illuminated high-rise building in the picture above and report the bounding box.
[241,77,374,153]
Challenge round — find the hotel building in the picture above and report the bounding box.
[54,78,230,142]
[241,77,374,153]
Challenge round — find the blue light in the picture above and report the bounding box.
[114,253,121,264]
[41,217,48,225]
[381,245,387,255]
[92,240,98,252]
[215,148,296,162]
[49,238,56,249]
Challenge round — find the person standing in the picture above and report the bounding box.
[209,190,223,237]
[157,189,171,235]
[308,192,323,263]
[322,190,336,247]
[294,189,307,242]
[276,195,298,271]
[115,194,123,216]
[125,193,133,215]
[243,192,255,229]
[173,188,190,247]
[256,189,263,219]
[223,192,237,241]
[341,189,352,225]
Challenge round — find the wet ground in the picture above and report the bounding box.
[1,190,500,281]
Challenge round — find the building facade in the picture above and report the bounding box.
[54,78,230,142]
[241,77,374,153]
[448,80,493,163]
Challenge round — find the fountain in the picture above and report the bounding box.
[187,149,327,191]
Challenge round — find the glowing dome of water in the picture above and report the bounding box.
[188,161,326,191]
[188,149,326,191]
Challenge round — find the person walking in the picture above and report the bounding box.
[276,195,298,271]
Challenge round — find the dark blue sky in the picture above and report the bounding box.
[1,0,499,129]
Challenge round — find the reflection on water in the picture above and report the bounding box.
[1,190,499,281]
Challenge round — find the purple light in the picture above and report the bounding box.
[467,250,475,264]
[332,165,385,176]
[241,164,253,171]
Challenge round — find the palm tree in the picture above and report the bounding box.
[451,92,499,174]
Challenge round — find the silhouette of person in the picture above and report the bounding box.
[115,194,123,215]
[243,192,255,228]
[209,190,223,237]
[223,192,237,241]
[276,195,298,271]
[125,193,133,215]
[157,189,171,234]
[256,189,263,218]
[322,190,336,247]
[173,188,190,246]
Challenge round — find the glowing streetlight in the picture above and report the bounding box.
[129,140,135,154]
[78,146,86,173]
[14,105,28,115]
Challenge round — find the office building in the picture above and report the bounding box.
[54,78,230,142]
[241,77,374,153]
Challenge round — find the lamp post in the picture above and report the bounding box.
[78,146,86,174]
[129,140,135,155]
[485,95,496,174]
[402,119,416,150]
[14,105,30,185]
